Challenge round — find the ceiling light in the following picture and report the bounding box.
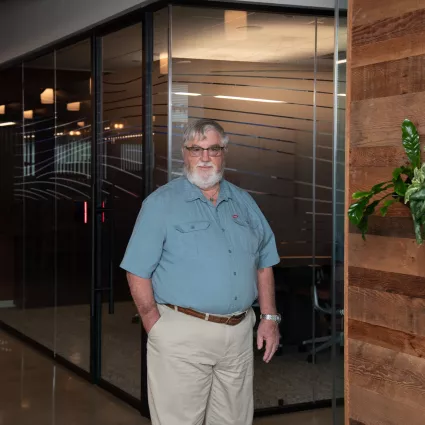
[214,95,286,104]
[40,88,54,104]
[24,110,33,119]
[77,121,85,127]
[67,102,80,112]
[0,122,16,127]
[337,59,347,64]
[174,92,201,96]
[0,105,5,114]
[338,93,346,97]
[159,53,168,75]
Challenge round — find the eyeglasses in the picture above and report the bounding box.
[185,145,226,157]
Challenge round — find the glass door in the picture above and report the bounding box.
[93,22,145,399]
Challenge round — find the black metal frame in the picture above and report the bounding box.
[0,0,347,420]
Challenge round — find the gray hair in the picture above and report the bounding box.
[182,119,229,147]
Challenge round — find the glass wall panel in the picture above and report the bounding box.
[0,55,57,350]
[54,39,92,370]
[167,5,346,412]
[0,66,24,327]
[100,23,143,397]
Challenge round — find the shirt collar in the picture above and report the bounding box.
[184,177,232,203]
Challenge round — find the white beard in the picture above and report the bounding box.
[184,161,224,190]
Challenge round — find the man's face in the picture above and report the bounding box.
[183,129,226,190]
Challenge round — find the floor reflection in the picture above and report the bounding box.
[0,329,343,425]
[0,302,343,407]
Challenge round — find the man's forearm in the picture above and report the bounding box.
[127,272,159,331]
[257,267,277,315]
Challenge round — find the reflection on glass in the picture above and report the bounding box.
[0,66,24,327]
[100,23,143,397]
[0,54,57,350]
[153,7,169,189]
[55,39,92,370]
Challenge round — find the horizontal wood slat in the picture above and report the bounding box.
[349,384,425,425]
[350,92,425,147]
[349,319,425,359]
[352,9,425,47]
[349,216,416,239]
[349,266,425,299]
[348,286,425,337]
[352,55,425,101]
[352,0,425,28]
[349,339,425,411]
[349,233,425,277]
[352,30,425,68]
[349,146,408,167]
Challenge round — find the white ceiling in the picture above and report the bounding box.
[163,7,346,63]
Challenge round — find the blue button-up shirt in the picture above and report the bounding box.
[120,177,280,314]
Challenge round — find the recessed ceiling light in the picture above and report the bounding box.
[214,95,285,104]
[0,122,16,127]
[174,92,201,96]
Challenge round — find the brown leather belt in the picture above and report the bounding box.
[165,304,247,326]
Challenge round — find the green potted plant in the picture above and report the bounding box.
[348,119,425,245]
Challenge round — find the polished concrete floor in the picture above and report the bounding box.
[0,329,343,425]
[0,302,344,408]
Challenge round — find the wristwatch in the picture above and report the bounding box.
[260,313,281,324]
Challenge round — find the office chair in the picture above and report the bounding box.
[299,267,344,363]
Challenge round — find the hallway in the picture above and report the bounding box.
[0,329,340,425]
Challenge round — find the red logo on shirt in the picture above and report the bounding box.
[232,214,238,218]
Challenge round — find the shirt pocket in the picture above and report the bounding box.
[232,216,260,256]
[173,220,211,257]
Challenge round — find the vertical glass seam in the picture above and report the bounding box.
[311,16,318,371]
[332,0,341,422]
[167,4,173,182]
[53,50,58,356]
[21,63,26,312]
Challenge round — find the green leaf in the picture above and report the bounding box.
[401,165,414,180]
[393,165,414,180]
[371,181,392,193]
[365,199,380,214]
[380,199,399,217]
[358,216,369,240]
[393,175,407,196]
[352,191,372,199]
[348,199,368,225]
[411,213,423,245]
[402,119,421,169]
[392,167,402,179]
[356,200,380,240]
[409,187,425,201]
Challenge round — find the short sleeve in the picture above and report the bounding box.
[120,194,166,279]
[245,193,280,269]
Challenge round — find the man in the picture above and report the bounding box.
[120,119,281,425]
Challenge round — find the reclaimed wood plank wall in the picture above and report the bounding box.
[347,1,425,424]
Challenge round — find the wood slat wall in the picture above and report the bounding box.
[347,1,425,424]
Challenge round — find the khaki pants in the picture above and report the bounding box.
[147,304,256,425]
